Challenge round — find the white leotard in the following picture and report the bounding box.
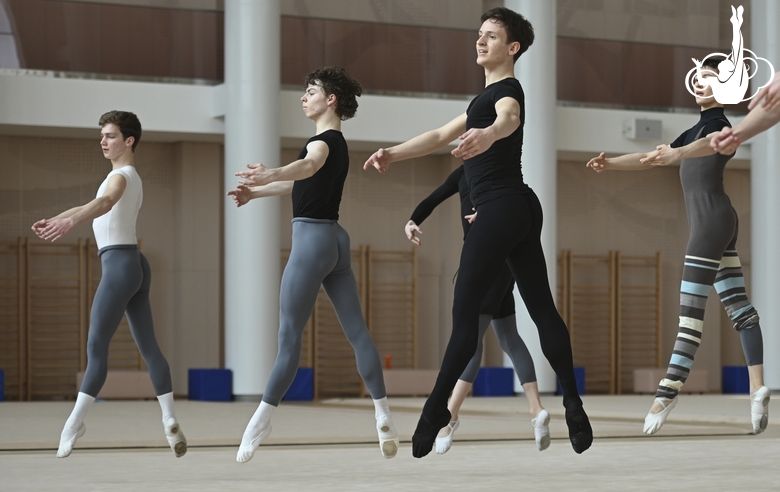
[92,166,142,249]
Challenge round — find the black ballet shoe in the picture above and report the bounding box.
[412,409,451,458]
[565,406,593,454]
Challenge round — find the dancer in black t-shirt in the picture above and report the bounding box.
[229,67,399,463]
[407,165,550,454]
[365,8,591,458]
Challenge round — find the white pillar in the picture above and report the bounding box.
[223,0,281,399]
[750,0,780,390]
[504,0,557,393]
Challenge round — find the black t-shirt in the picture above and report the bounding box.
[670,107,730,148]
[410,166,472,239]
[463,77,530,208]
[291,130,349,220]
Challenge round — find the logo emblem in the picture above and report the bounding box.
[684,5,774,104]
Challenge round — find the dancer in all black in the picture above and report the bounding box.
[406,165,550,453]
[366,7,592,458]
[228,67,399,463]
[587,57,768,435]
[32,111,187,458]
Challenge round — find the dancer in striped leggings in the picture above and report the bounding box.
[587,57,768,435]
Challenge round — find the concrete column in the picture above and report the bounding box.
[504,0,557,393]
[223,0,281,398]
[750,0,780,389]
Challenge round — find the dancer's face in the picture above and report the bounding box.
[693,68,717,106]
[476,19,518,68]
[301,82,335,120]
[100,123,134,160]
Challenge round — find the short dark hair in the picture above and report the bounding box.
[481,7,535,62]
[98,110,142,151]
[702,56,726,71]
[304,67,363,120]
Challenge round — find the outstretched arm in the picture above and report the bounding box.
[364,113,468,173]
[712,102,780,154]
[236,140,330,187]
[585,151,655,172]
[641,134,720,167]
[227,181,294,206]
[31,173,127,242]
[451,96,520,159]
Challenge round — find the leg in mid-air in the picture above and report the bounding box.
[322,223,398,458]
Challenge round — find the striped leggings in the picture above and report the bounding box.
[656,220,763,400]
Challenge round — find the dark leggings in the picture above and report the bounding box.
[459,266,536,384]
[422,192,581,419]
[80,246,172,397]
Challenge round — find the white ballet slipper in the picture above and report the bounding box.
[751,386,770,435]
[643,397,677,435]
[57,423,86,458]
[164,417,187,458]
[532,409,551,451]
[376,415,399,459]
[434,420,460,455]
[236,426,272,463]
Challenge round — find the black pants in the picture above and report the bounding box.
[423,191,582,417]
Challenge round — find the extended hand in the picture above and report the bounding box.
[586,152,608,172]
[34,218,74,242]
[236,163,274,187]
[451,128,494,159]
[364,148,391,173]
[749,72,780,111]
[710,127,741,155]
[640,145,678,166]
[227,184,252,207]
[405,220,422,245]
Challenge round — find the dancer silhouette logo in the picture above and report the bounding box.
[684,5,774,104]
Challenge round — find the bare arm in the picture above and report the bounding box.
[585,151,654,172]
[227,181,294,207]
[236,140,330,187]
[711,103,780,154]
[640,134,718,167]
[31,173,127,241]
[364,113,468,173]
[451,96,521,159]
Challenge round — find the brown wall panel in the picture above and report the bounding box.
[4,2,749,108]
[6,0,222,80]
[621,42,675,107]
[424,28,483,95]
[281,17,325,86]
[558,37,623,105]
[323,20,426,93]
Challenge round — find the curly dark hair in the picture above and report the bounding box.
[481,7,535,62]
[98,110,142,151]
[304,67,363,120]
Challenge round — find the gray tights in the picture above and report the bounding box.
[459,314,537,384]
[80,246,172,397]
[262,218,386,406]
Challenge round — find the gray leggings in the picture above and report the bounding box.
[80,245,172,397]
[460,314,537,384]
[459,262,536,384]
[262,218,386,406]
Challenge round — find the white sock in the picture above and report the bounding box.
[157,392,177,422]
[243,401,275,440]
[63,392,95,432]
[373,397,391,419]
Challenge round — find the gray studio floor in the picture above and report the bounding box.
[1,393,779,491]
